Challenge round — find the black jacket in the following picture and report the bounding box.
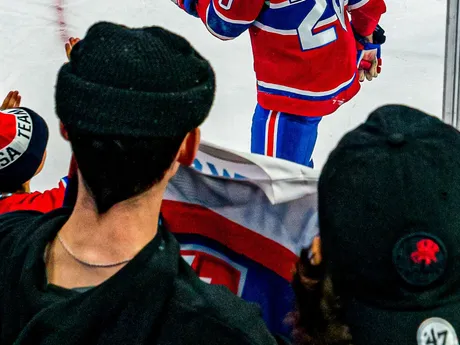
[0,208,278,345]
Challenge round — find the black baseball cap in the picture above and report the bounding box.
[318,105,460,345]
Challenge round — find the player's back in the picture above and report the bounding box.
[250,0,360,116]
[177,0,385,116]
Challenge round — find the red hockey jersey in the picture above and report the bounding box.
[179,0,386,116]
[0,178,67,214]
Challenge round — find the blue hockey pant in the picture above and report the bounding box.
[251,104,322,168]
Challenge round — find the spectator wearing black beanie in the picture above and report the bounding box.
[0,22,277,345]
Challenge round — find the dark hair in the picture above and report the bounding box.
[290,247,353,345]
[68,130,186,214]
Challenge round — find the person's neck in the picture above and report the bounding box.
[21,181,31,193]
[58,180,166,265]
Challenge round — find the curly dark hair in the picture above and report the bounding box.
[289,241,353,345]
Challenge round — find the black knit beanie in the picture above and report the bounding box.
[55,22,216,137]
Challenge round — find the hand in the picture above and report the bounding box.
[1,91,22,110]
[358,39,381,82]
[294,237,323,290]
[65,37,81,61]
[354,25,385,82]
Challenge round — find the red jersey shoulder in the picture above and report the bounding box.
[0,180,66,214]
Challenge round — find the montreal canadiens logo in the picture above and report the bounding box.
[180,244,248,296]
[0,108,33,170]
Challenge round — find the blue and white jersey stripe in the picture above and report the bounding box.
[205,2,255,39]
[60,176,69,188]
[254,0,343,36]
[348,0,370,10]
[257,73,357,101]
[204,0,358,41]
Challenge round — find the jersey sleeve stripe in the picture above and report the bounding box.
[269,0,316,9]
[253,21,297,35]
[60,176,69,188]
[256,2,339,30]
[348,0,371,10]
[205,3,253,39]
[257,73,357,101]
[205,22,235,40]
[211,1,254,24]
[269,0,297,9]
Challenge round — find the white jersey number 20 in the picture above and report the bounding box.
[297,0,347,51]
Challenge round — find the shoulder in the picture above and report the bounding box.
[170,261,278,345]
[0,210,45,261]
[0,209,43,232]
[0,208,70,248]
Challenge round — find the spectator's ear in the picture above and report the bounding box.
[60,122,69,141]
[177,127,201,167]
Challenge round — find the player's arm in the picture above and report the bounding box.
[348,0,387,37]
[172,0,265,40]
[348,0,386,82]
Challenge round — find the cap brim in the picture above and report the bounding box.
[344,298,460,345]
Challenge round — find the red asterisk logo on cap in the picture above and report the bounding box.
[411,239,440,265]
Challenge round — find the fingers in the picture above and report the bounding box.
[14,94,21,107]
[65,43,71,61]
[1,90,21,110]
[359,69,366,82]
[365,71,373,81]
[377,58,382,74]
[359,46,380,82]
[360,58,380,83]
[1,91,13,110]
[359,60,372,71]
[310,236,322,266]
[295,238,324,290]
[365,59,379,81]
[66,37,81,61]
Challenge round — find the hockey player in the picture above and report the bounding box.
[171,0,386,167]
